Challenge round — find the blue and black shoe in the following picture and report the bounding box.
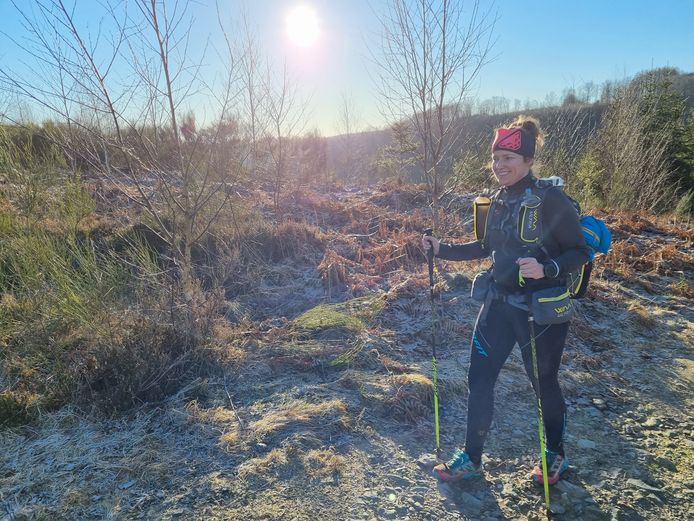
[432,450,482,482]
[531,449,569,485]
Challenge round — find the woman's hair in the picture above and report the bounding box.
[508,115,545,150]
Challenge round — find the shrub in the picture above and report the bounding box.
[675,189,694,217]
[449,147,492,193]
[0,124,67,217]
[0,208,223,420]
[582,71,690,213]
[575,150,607,209]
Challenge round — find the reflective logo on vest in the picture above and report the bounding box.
[554,304,571,315]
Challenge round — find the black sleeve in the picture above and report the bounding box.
[436,240,487,261]
[542,187,590,275]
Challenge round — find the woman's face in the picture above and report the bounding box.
[492,150,532,187]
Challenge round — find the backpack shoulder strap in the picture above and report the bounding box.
[473,188,501,245]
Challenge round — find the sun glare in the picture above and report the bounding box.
[285,5,320,48]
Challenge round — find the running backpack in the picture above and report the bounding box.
[472,176,612,299]
[540,177,612,298]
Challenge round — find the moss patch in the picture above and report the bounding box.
[294,295,385,336]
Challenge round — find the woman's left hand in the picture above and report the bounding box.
[517,257,545,279]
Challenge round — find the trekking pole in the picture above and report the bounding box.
[424,228,441,457]
[529,313,551,518]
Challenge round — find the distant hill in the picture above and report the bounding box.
[326,105,607,182]
[327,68,694,183]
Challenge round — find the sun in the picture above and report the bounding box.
[285,5,320,48]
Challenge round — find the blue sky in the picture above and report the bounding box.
[1,1,692,136]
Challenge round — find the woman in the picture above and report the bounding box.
[422,116,589,485]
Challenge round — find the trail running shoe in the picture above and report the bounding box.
[531,449,569,485]
[432,450,481,482]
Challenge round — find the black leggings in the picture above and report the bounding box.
[465,299,568,465]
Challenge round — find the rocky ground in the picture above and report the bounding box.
[1,185,693,520]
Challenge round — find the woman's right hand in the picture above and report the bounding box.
[422,234,440,256]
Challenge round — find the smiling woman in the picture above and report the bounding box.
[285,5,320,48]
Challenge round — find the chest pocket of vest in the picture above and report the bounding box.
[518,193,543,244]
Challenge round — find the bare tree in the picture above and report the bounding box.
[0,0,244,341]
[335,91,363,181]
[297,129,328,187]
[220,7,308,210]
[578,81,597,104]
[373,0,495,226]
[235,8,268,180]
[538,106,600,182]
[262,63,307,210]
[543,91,559,108]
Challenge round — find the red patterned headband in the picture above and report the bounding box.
[492,127,535,158]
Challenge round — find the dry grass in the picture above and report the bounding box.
[668,275,694,299]
[607,209,694,241]
[61,488,90,508]
[236,447,290,479]
[599,210,694,285]
[0,390,43,427]
[208,321,250,364]
[570,317,616,352]
[302,448,347,478]
[218,429,242,450]
[250,220,326,262]
[318,249,356,289]
[566,351,607,371]
[0,407,176,516]
[183,400,245,452]
[602,238,694,280]
[368,182,431,210]
[185,402,237,424]
[379,355,413,374]
[250,399,350,440]
[2,181,694,519]
[384,373,433,423]
[560,369,602,398]
[628,302,658,329]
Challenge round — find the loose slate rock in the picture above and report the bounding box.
[592,398,608,410]
[627,478,662,492]
[386,473,412,488]
[417,453,438,471]
[651,456,677,472]
[556,480,590,499]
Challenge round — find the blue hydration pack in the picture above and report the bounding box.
[580,215,612,261]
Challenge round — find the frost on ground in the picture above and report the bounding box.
[1,187,693,521]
